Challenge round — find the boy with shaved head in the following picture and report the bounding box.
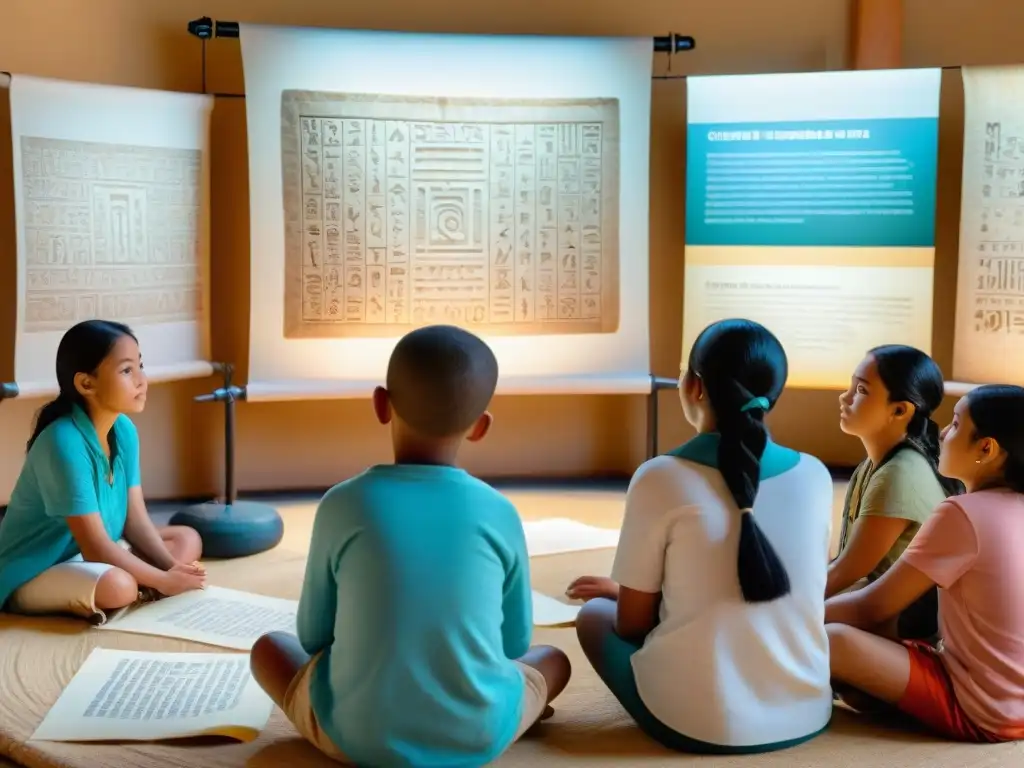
[250,325,572,767]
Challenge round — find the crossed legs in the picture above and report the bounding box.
[250,632,571,721]
[95,526,203,610]
[8,526,203,620]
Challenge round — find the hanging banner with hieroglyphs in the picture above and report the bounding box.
[953,67,1024,386]
[239,24,653,400]
[3,75,214,397]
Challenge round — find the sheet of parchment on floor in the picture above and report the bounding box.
[522,518,620,557]
[4,74,215,397]
[532,590,580,627]
[97,586,297,650]
[31,649,273,743]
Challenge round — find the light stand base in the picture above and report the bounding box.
[172,363,283,560]
[170,500,284,560]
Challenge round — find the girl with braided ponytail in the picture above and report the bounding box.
[565,319,834,753]
[829,345,963,641]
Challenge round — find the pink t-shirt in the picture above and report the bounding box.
[903,489,1024,737]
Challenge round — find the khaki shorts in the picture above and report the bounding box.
[7,540,131,624]
[282,655,549,763]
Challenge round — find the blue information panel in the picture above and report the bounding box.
[686,118,938,248]
[682,69,942,389]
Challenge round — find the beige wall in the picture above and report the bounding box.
[1,0,1022,504]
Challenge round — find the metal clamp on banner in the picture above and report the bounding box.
[186,17,696,55]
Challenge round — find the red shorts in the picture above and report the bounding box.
[897,641,1009,743]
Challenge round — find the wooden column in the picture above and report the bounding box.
[851,0,903,70]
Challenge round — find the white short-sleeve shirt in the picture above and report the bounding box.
[611,432,834,747]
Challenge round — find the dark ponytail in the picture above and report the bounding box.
[965,385,1024,493]
[898,411,964,496]
[1001,454,1024,494]
[687,319,791,604]
[26,319,137,452]
[870,345,965,497]
[27,394,79,452]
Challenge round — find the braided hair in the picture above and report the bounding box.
[687,319,791,603]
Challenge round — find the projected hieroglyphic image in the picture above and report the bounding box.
[19,137,202,333]
[280,91,620,338]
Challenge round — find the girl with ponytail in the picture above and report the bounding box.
[0,320,205,623]
[828,345,962,641]
[565,319,834,753]
[827,385,1024,742]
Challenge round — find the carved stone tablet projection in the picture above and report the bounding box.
[20,137,202,332]
[281,92,620,338]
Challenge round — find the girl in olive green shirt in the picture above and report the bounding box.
[829,345,962,639]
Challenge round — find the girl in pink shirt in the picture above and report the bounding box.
[825,384,1024,742]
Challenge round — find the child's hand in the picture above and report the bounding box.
[172,560,206,576]
[158,564,207,596]
[565,575,619,602]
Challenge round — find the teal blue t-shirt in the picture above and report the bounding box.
[0,405,140,609]
[300,464,532,767]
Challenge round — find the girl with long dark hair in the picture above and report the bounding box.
[565,319,834,753]
[828,345,963,640]
[0,320,205,623]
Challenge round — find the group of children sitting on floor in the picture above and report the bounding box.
[0,316,1022,767]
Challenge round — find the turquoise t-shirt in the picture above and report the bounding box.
[0,405,140,609]
[300,463,532,767]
